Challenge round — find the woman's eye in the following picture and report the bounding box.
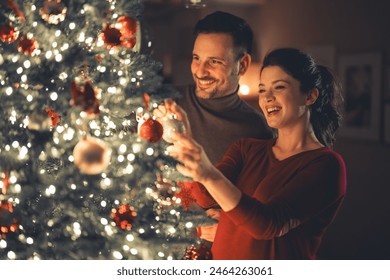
[275,85,285,90]
[258,89,266,94]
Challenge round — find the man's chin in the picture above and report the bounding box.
[195,88,214,99]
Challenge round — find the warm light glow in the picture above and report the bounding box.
[239,62,261,98]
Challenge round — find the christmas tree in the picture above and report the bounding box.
[0,0,212,260]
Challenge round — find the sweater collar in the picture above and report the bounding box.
[191,85,243,112]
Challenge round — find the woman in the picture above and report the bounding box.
[166,48,347,259]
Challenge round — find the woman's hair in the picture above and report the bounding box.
[261,48,342,148]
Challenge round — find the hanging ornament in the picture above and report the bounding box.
[184,243,212,260]
[161,116,186,143]
[0,24,19,43]
[73,137,111,175]
[138,118,163,143]
[101,25,122,49]
[137,93,163,142]
[70,79,100,115]
[44,107,60,127]
[17,36,39,56]
[6,0,26,23]
[111,204,137,230]
[39,0,67,25]
[175,181,196,210]
[27,110,52,132]
[0,200,20,239]
[1,171,10,195]
[115,16,137,48]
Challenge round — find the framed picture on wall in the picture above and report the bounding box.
[337,52,382,141]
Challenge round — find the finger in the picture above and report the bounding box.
[176,163,195,179]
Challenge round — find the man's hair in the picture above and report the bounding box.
[193,11,254,57]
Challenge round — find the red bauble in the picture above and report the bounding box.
[184,243,212,260]
[101,26,122,49]
[0,24,19,43]
[138,118,163,143]
[116,16,137,48]
[17,37,39,56]
[111,204,137,230]
[40,0,67,25]
[0,200,20,238]
[70,80,100,115]
[73,137,111,175]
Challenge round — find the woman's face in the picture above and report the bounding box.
[258,65,310,129]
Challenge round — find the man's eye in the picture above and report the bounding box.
[210,59,221,65]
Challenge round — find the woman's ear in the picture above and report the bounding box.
[306,88,319,106]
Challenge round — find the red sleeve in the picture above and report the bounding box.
[189,139,246,208]
[225,151,347,240]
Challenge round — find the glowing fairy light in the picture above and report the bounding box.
[98,66,106,73]
[0,240,7,249]
[55,30,61,37]
[127,153,135,161]
[118,70,123,76]
[59,72,68,80]
[130,248,138,255]
[100,200,107,207]
[23,60,31,68]
[21,75,27,82]
[16,67,23,74]
[185,222,194,228]
[19,146,28,159]
[146,147,154,156]
[124,59,131,64]
[78,32,85,42]
[117,155,124,162]
[100,218,108,225]
[52,42,58,48]
[7,251,16,260]
[126,234,134,242]
[45,185,56,196]
[85,37,93,45]
[45,50,53,59]
[119,77,127,85]
[50,92,58,101]
[113,251,123,259]
[12,56,18,63]
[68,155,74,162]
[6,87,13,95]
[136,70,143,76]
[107,87,116,94]
[61,43,69,51]
[26,237,34,245]
[14,184,21,193]
[168,227,176,234]
[131,77,136,82]
[70,184,76,190]
[125,164,134,174]
[94,130,101,137]
[119,144,127,153]
[55,54,63,62]
[158,252,165,258]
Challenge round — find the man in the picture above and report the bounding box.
[175,11,273,165]
[156,11,273,244]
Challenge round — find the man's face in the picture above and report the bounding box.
[191,33,241,99]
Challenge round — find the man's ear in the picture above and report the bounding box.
[238,53,251,75]
[306,88,319,106]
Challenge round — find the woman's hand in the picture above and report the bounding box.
[167,132,217,183]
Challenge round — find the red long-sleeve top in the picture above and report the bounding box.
[191,138,347,259]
